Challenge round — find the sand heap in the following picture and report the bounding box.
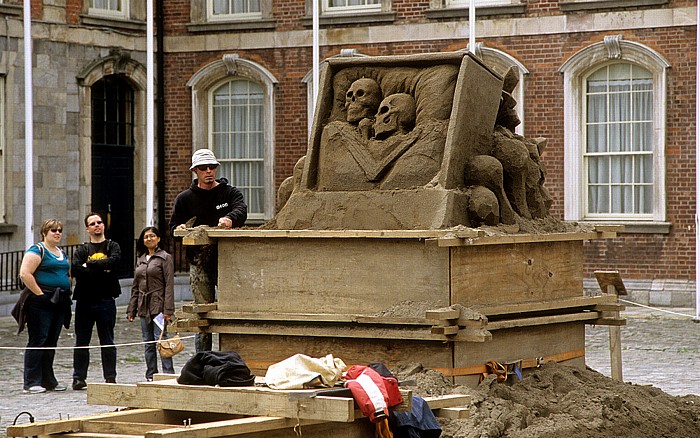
[393,362,700,437]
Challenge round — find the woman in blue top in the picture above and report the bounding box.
[19,218,71,394]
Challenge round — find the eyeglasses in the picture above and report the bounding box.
[88,220,103,227]
[195,164,218,171]
[50,228,63,233]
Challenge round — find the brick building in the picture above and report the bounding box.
[0,0,696,305]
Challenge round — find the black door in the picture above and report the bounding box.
[91,76,135,277]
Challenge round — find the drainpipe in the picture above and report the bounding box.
[156,0,166,233]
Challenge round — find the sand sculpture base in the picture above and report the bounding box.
[177,227,623,387]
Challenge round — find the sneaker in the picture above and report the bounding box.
[47,384,67,391]
[23,386,46,394]
[72,379,87,390]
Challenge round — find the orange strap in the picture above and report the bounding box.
[434,349,585,377]
[375,418,393,438]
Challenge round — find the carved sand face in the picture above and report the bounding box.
[373,93,416,139]
[345,78,382,124]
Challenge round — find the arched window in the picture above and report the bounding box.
[560,36,670,231]
[211,79,265,217]
[188,54,278,222]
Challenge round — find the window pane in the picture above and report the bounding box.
[587,93,606,123]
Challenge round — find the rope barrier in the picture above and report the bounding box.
[0,334,196,351]
[618,298,696,319]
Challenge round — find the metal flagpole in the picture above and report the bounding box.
[23,0,33,248]
[469,0,476,53]
[146,0,155,226]
[312,0,320,112]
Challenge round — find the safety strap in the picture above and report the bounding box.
[434,349,585,378]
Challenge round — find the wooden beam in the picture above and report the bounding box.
[6,409,164,437]
[486,312,600,331]
[181,303,218,313]
[144,417,325,437]
[87,382,356,423]
[423,394,472,408]
[475,295,618,317]
[434,407,470,419]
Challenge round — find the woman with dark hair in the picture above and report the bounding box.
[17,218,71,393]
[127,226,175,381]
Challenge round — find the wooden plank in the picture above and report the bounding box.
[438,231,602,247]
[423,394,472,409]
[217,238,450,314]
[434,407,470,419]
[181,303,218,313]
[144,417,325,438]
[52,433,137,437]
[209,322,487,342]
[425,308,461,320]
[6,409,165,437]
[475,295,618,317]
[450,240,584,306]
[184,228,485,240]
[431,325,459,335]
[486,312,599,331]
[80,420,181,435]
[87,382,356,423]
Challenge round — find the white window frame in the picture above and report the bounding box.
[209,79,266,219]
[207,0,262,21]
[560,37,670,224]
[187,54,278,222]
[322,0,381,15]
[89,0,129,20]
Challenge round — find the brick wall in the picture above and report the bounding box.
[159,2,698,281]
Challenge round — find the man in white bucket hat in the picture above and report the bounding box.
[169,148,247,351]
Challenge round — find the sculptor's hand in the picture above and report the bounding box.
[175,224,186,230]
[218,217,232,228]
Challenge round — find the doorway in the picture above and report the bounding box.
[91,75,135,276]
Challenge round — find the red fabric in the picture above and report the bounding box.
[344,365,403,422]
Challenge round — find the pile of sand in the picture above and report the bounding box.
[393,362,700,437]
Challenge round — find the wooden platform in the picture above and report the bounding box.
[7,377,471,437]
[174,226,624,386]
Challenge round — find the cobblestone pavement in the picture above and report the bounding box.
[1,302,699,435]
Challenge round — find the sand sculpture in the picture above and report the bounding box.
[271,52,551,230]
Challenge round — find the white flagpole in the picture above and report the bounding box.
[469,0,476,53]
[23,0,33,248]
[312,0,320,112]
[146,0,155,226]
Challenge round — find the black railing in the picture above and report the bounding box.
[0,239,188,292]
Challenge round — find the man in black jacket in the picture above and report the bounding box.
[169,149,247,351]
[71,212,122,390]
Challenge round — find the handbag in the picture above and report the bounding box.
[157,324,184,358]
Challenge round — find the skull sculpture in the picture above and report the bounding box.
[373,93,417,140]
[345,78,382,124]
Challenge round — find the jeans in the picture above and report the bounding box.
[140,317,175,380]
[23,295,64,390]
[73,298,117,382]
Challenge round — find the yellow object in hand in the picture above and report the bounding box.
[88,252,107,261]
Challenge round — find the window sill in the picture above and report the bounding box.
[559,0,667,12]
[80,15,146,32]
[578,221,671,234]
[426,3,526,19]
[187,19,276,33]
[0,223,18,235]
[0,4,21,17]
[300,11,396,27]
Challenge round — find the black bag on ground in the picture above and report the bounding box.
[177,351,255,387]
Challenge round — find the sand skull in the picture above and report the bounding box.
[373,93,417,139]
[345,78,382,124]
